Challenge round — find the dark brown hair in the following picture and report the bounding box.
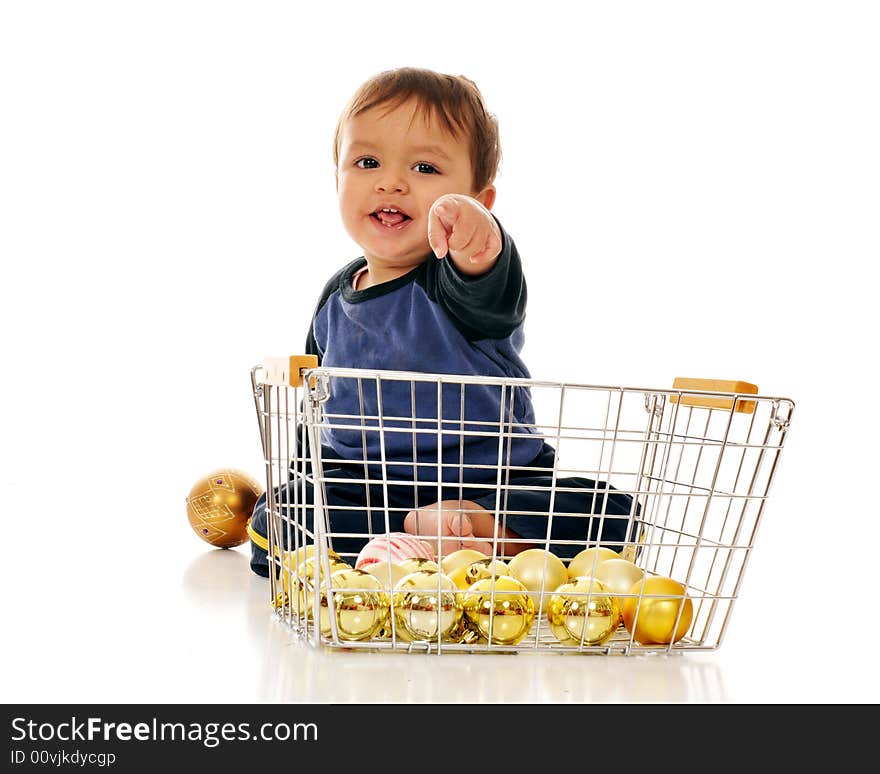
[333,67,501,192]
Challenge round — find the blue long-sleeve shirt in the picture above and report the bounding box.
[305,220,543,483]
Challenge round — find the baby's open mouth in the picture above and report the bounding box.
[371,207,412,228]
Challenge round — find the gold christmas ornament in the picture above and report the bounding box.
[285,556,352,617]
[440,548,491,576]
[282,544,342,574]
[448,615,488,646]
[185,468,263,548]
[448,558,510,590]
[592,558,646,621]
[362,560,409,591]
[318,568,389,641]
[297,556,352,582]
[548,577,619,647]
[461,575,535,645]
[273,551,307,611]
[276,545,342,594]
[507,548,568,617]
[397,557,440,576]
[370,587,405,641]
[622,576,693,645]
[376,608,413,642]
[391,570,461,641]
[567,547,620,580]
[621,525,648,563]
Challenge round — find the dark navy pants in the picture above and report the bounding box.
[249,443,640,577]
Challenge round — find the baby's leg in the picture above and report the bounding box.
[403,501,530,558]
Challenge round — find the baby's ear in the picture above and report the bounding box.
[475,186,496,210]
[335,170,339,193]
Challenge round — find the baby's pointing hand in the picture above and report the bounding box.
[427,194,502,274]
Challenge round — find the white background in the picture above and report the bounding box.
[1,0,878,703]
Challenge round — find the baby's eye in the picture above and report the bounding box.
[414,162,438,174]
[355,157,379,169]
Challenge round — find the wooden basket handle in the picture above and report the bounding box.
[261,355,319,387]
[670,377,759,414]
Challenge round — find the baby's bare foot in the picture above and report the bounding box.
[403,503,493,557]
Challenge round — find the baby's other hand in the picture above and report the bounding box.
[427,194,502,274]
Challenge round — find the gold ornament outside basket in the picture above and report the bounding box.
[548,577,619,647]
[185,468,262,548]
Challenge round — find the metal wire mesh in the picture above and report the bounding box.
[252,363,793,655]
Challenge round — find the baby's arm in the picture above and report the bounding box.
[426,207,525,342]
[427,194,502,276]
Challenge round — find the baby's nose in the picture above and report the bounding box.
[375,172,408,194]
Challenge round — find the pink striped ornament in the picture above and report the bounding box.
[355,532,435,569]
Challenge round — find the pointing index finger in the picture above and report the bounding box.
[427,208,449,259]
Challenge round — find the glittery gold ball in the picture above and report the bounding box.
[185,469,262,548]
[547,576,619,647]
[448,558,510,590]
[567,547,620,580]
[440,548,491,576]
[391,570,461,641]
[317,568,389,642]
[621,576,693,645]
[461,575,536,645]
[507,548,568,617]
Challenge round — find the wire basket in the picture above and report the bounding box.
[251,356,794,655]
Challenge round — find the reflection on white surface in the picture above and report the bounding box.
[181,546,274,651]
[182,549,728,703]
[182,549,257,607]
[256,628,728,703]
[6,518,872,704]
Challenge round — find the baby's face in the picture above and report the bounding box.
[336,98,491,272]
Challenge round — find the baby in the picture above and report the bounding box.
[249,67,637,576]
